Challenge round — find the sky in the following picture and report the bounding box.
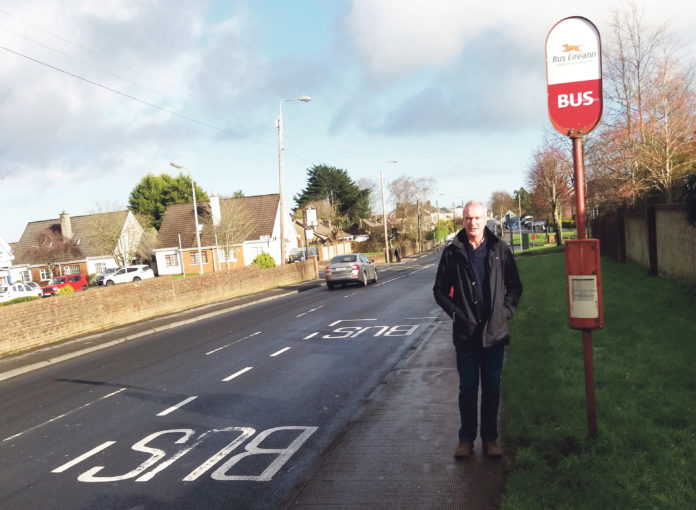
[1,0,695,242]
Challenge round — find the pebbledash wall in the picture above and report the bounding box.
[0,258,318,357]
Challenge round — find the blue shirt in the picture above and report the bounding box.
[465,237,490,323]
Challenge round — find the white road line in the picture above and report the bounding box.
[270,347,291,357]
[52,441,116,473]
[405,316,438,320]
[157,396,198,417]
[296,305,324,318]
[2,388,127,442]
[222,367,253,382]
[329,319,377,327]
[304,332,319,339]
[206,331,261,355]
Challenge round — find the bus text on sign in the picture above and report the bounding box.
[546,17,602,136]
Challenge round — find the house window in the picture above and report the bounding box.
[64,265,80,275]
[20,270,31,282]
[190,251,208,265]
[94,262,107,274]
[218,250,236,263]
[165,254,179,267]
[40,268,51,280]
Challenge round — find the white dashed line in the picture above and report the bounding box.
[222,367,253,382]
[157,396,198,416]
[270,347,291,357]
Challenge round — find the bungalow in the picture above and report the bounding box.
[154,193,297,275]
[12,210,153,284]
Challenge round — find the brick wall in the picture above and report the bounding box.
[0,258,318,357]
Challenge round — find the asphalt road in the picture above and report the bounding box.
[0,251,444,510]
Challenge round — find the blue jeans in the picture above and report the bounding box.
[455,343,505,443]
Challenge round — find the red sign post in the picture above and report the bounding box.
[546,17,603,438]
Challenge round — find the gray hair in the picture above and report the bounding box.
[463,200,487,218]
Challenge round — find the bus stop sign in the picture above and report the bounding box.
[546,17,602,136]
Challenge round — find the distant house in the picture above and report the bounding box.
[154,193,297,275]
[0,236,13,286]
[12,210,153,284]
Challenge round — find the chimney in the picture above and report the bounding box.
[60,210,73,239]
[210,194,221,227]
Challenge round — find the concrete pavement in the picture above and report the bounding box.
[283,315,506,510]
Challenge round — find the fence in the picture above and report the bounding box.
[591,203,696,283]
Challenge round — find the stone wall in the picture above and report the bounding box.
[0,258,318,357]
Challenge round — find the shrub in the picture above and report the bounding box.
[251,252,276,269]
[562,217,576,229]
[0,296,41,307]
[57,285,75,295]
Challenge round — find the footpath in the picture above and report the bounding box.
[0,256,507,509]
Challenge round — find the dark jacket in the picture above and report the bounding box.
[433,227,523,348]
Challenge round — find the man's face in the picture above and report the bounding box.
[464,204,485,240]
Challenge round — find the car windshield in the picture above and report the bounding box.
[48,277,66,285]
[331,255,357,264]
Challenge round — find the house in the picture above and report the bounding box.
[0,236,13,286]
[12,210,153,284]
[154,193,297,275]
[388,201,438,235]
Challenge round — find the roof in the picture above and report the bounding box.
[13,211,130,265]
[157,194,280,249]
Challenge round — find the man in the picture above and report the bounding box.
[433,201,522,459]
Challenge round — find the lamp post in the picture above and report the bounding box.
[277,95,311,265]
[170,162,204,275]
[380,160,398,263]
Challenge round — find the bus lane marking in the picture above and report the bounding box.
[222,367,253,382]
[2,387,127,442]
[157,396,198,417]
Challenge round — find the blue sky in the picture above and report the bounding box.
[1,0,695,242]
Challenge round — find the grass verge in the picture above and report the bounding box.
[503,253,696,509]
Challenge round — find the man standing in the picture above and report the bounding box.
[433,201,522,459]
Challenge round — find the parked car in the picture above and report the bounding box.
[102,265,155,286]
[0,282,42,302]
[324,253,378,289]
[96,267,118,285]
[23,281,43,297]
[41,274,89,297]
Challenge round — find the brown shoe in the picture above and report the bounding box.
[454,442,474,459]
[483,441,503,458]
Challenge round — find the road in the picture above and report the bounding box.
[0,251,444,510]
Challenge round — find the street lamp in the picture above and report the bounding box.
[381,160,398,263]
[170,162,204,275]
[277,95,311,265]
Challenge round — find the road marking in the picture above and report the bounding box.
[52,441,116,473]
[374,265,429,286]
[206,331,261,355]
[222,367,253,382]
[343,292,358,298]
[304,332,319,339]
[270,347,291,357]
[296,306,324,318]
[405,316,438,320]
[157,396,198,417]
[329,319,376,326]
[2,388,126,442]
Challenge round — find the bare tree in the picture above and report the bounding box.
[528,146,573,245]
[489,191,515,232]
[215,198,255,271]
[356,177,380,214]
[25,228,82,277]
[87,204,150,267]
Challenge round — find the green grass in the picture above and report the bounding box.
[503,253,696,509]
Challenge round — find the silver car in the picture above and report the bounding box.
[324,253,378,289]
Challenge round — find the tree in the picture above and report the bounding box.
[528,146,573,245]
[86,204,154,268]
[356,177,381,214]
[25,228,82,277]
[489,191,515,231]
[294,164,371,230]
[214,198,254,271]
[388,176,434,236]
[128,173,209,230]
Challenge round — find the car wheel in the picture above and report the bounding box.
[372,269,378,283]
[361,271,368,286]
[81,285,87,291]
[106,280,114,286]
[133,277,141,282]
[327,282,335,290]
